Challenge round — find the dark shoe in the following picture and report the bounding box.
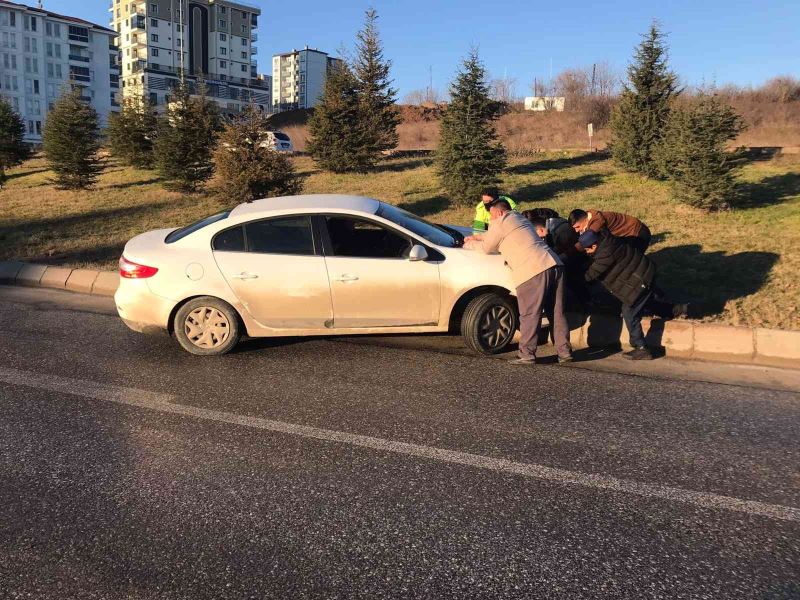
[558,354,574,364]
[623,347,654,360]
[510,357,536,365]
[672,303,689,318]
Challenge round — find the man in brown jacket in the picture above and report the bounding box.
[569,208,652,253]
[465,199,573,365]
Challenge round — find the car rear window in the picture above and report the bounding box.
[165,211,231,244]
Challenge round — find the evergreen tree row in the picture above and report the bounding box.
[307,9,399,173]
[611,23,747,211]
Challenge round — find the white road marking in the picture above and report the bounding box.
[2,365,799,523]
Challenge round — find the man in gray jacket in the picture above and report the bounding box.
[465,199,573,364]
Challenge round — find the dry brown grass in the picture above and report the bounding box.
[2,151,798,330]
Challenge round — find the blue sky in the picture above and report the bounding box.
[47,0,799,98]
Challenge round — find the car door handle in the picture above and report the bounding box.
[231,272,259,280]
[333,274,359,283]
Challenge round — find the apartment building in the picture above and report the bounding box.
[0,0,119,143]
[112,0,269,115]
[272,47,342,111]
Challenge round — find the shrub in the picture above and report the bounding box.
[213,105,303,203]
[658,94,746,211]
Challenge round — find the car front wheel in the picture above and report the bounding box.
[173,297,241,356]
[460,292,518,355]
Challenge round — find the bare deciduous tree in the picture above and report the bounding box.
[491,76,518,104]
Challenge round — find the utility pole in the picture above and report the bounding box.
[591,63,596,95]
[178,0,185,83]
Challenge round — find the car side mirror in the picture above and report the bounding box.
[409,244,429,262]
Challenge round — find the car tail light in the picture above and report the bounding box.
[119,255,158,279]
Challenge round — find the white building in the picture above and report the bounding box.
[0,0,120,143]
[112,0,269,116]
[524,96,566,112]
[272,47,342,111]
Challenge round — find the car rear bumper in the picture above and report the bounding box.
[115,279,174,334]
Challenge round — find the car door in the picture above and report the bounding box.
[319,215,441,328]
[212,216,334,330]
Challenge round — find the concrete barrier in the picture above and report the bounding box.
[1,260,798,370]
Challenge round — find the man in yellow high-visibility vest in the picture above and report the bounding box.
[472,187,517,231]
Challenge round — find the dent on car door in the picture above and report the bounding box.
[320,215,441,328]
[212,216,334,329]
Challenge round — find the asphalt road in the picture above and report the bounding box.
[1,286,798,599]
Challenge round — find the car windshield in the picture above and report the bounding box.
[375,203,459,248]
[165,211,231,243]
[273,132,290,141]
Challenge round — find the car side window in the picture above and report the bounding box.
[325,216,411,259]
[212,226,245,252]
[245,216,315,255]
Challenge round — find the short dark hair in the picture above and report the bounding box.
[480,186,500,201]
[568,209,588,226]
[528,217,546,229]
[528,207,560,220]
[492,199,512,211]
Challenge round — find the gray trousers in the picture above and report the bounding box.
[516,266,572,360]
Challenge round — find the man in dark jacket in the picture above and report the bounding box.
[579,230,685,360]
[526,211,591,311]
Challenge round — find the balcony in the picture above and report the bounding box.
[250,32,257,42]
[69,54,91,63]
[131,15,146,30]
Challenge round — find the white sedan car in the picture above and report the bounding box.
[115,195,519,356]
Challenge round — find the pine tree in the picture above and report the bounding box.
[42,88,103,189]
[107,95,158,168]
[435,49,507,205]
[0,97,30,187]
[307,61,372,173]
[153,81,222,191]
[353,8,399,162]
[658,94,746,211]
[610,22,679,178]
[213,104,303,203]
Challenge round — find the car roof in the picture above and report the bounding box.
[229,194,381,219]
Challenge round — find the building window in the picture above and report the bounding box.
[151,18,158,27]
[151,48,159,57]
[55,64,62,78]
[33,79,39,94]
[240,51,246,59]
[241,24,247,34]
[151,34,158,42]
[36,120,41,135]
[219,33,226,41]
[219,6,226,14]
[220,47,226,55]
[219,20,226,28]
[46,62,53,76]
[54,44,61,58]
[241,64,247,73]
[28,120,34,134]
[219,60,226,68]
[9,11,16,27]
[46,42,52,57]
[241,38,247,46]
[175,24,182,32]
[150,3,158,14]
[46,22,52,36]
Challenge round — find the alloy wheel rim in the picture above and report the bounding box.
[185,307,230,348]
[478,305,514,348]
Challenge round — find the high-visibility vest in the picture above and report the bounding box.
[471,196,518,230]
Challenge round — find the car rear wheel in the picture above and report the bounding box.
[173,297,241,356]
[460,292,518,355]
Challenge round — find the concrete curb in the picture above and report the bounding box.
[0,261,117,298]
[1,260,798,369]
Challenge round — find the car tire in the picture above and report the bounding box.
[173,296,241,356]
[460,292,519,355]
